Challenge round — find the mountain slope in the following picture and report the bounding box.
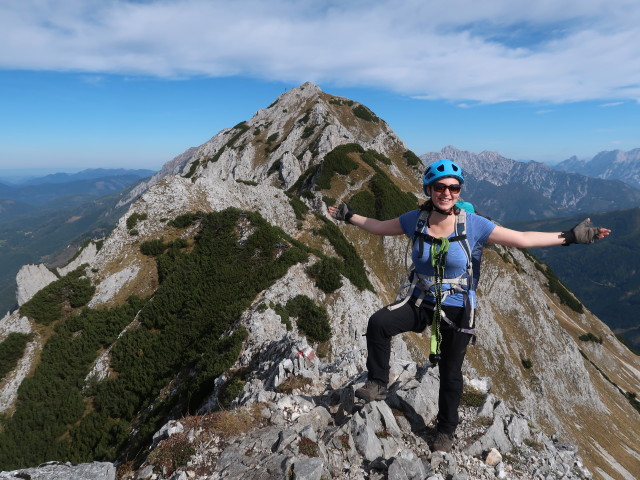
[507,207,640,353]
[555,148,640,189]
[421,146,640,222]
[0,83,638,479]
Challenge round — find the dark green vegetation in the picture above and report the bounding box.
[0,208,311,470]
[579,332,603,344]
[0,332,34,381]
[285,295,331,343]
[306,258,343,293]
[315,215,374,292]
[403,150,421,167]
[20,266,95,325]
[352,105,380,123]
[348,149,418,221]
[507,208,640,353]
[126,212,147,231]
[315,144,362,190]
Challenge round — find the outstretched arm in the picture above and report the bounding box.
[488,218,611,248]
[327,204,404,236]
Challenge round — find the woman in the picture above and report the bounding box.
[328,158,610,453]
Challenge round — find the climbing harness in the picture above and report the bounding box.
[388,206,479,365]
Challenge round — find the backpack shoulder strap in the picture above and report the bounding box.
[455,211,474,287]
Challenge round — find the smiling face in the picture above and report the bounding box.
[426,177,461,212]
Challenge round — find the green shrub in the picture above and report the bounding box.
[403,150,421,167]
[521,358,533,369]
[315,144,363,190]
[183,159,200,179]
[352,105,380,123]
[347,191,377,219]
[322,196,336,207]
[578,332,603,344]
[306,258,343,293]
[169,212,204,229]
[329,98,354,106]
[20,267,95,325]
[362,149,391,166]
[236,179,258,186]
[0,333,34,381]
[371,174,417,220]
[274,303,292,330]
[126,212,147,231]
[316,216,373,291]
[218,376,246,408]
[266,133,278,144]
[285,295,331,343]
[301,125,315,139]
[140,238,167,257]
[286,193,309,220]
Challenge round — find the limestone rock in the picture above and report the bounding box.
[0,462,116,480]
[16,263,58,306]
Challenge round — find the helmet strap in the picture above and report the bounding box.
[433,205,454,216]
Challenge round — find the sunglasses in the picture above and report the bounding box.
[431,183,462,194]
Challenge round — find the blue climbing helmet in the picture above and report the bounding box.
[422,159,464,196]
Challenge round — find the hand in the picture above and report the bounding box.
[562,218,611,245]
[328,202,354,223]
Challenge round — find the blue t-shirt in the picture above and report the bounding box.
[399,210,496,307]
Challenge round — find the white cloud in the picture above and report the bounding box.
[600,102,624,107]
[1,0,640,104]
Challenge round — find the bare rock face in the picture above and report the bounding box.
[0,461,116,480]
[0,311,37,414]
[16,264,58,306]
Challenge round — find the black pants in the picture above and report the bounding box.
[365,299,471,435]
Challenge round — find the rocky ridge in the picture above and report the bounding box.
[420,146,640,220]
[555,148,640,189]
[1,83,639,479]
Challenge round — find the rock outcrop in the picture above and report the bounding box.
[15,263,58,306]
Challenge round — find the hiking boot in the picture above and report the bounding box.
[355,380,388,402]
[432,431,454,453]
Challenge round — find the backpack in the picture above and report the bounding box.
[389,207,478,338]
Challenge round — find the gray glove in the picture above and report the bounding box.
[561,219,600,245]
[333,202,354,224]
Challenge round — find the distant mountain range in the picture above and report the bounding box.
[0,169,155,313]
[421,146,640,222]
[555,148,640,189]
[0,169,154,208]
[0,168,155,186]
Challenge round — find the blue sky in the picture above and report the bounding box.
[1,0,639,174]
